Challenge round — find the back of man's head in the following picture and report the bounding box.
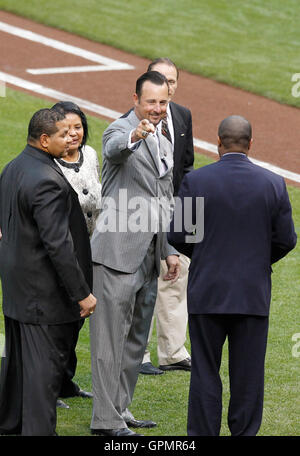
[27,108,65,143]
[135,71,169,99]
[218,115,252,152]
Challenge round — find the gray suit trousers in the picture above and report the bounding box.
[90,238,157,429]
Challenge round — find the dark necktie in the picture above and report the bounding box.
[161,117,172,143]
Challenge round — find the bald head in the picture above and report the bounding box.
[218,115,252,154]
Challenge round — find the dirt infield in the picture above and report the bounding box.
[0,10,299,185]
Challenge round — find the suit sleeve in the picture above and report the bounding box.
[32,178,90,302]
[103,123,135,164]
[271,182,297,264]
[160,231,180,259]
[183,110,194,176]
[94,147,101,181]
[167,175,197,258]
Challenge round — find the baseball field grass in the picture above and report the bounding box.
[0,0,300,107]
[0,88,299,436]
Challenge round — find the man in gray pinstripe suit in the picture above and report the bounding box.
[89,71,180,436]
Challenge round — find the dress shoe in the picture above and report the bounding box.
[91,427,142,436]
[56,399,70,409]
[159,357,191,371]
[76,389,93,398]
[139,362,164,375]
[122,408,157,429]
[125,417,157,429]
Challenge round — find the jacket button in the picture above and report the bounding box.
[83,188,89,195]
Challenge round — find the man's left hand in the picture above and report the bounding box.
[163,255,180,283]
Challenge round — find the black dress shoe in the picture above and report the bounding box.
[125,417,157,429]
[91,427,142,436]
[56,399,70,409]
[139,362,164,375]
[76,389,93,398]
[159,357,191,371]
[122,408,157,429]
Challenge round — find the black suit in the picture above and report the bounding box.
[0,145,92,435]
[168,153,297,435]
[169,101,194,195]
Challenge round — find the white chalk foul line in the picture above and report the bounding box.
[1,19,299,183]
[193,139,300,183]
[27,64,132,75]
[0,20,134,72]
[1,71,300,184]
[0,72,121,119]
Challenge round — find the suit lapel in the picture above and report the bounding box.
[24,145,67,180]
[169,102,184,155]
[157,128,173,167]
[24,145,81,201]
[145,134,161,174]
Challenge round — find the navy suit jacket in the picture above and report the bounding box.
[168,153,297,316]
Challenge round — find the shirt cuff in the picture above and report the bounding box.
[128,129,142,150]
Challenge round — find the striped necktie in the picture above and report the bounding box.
[161,117,172,143]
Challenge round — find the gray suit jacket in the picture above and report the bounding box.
[91,110,178,274]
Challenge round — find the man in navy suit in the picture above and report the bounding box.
[168,115,297,436]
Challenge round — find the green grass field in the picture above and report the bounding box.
[0,88,299,436]
[1,0,300,107]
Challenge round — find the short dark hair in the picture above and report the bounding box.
[135,71,169,99]
[27,108,65,143]
[147,57,179,80]
[51,101,88,149]
[218,115,252,150]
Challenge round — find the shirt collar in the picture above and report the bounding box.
[222,152,247,157]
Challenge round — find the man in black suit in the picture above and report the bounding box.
[168,115,297,435]
[140,58,194,376]
[0,108,96,436]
